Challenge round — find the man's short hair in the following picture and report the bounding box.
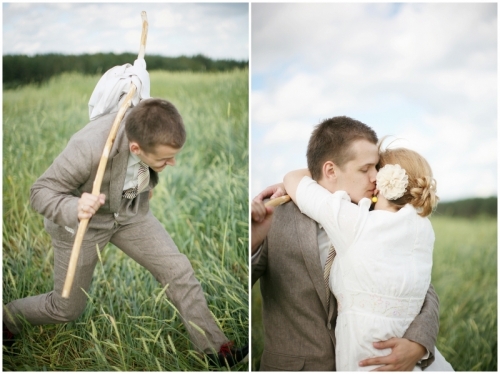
[125,98,186,153]
[306,116,378,180]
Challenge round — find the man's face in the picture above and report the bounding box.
[322,139,379,204]
[131,143,181,173]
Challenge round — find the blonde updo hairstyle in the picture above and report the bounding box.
[378,143,439,217]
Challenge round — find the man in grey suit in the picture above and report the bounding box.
[3,98,246,366]
[251,116,439,371]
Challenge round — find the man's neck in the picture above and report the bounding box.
[317,177,337,194]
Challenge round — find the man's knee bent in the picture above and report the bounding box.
[50,293,87,322]
[55,306,86,322]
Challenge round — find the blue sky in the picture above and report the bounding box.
[251,3,497,202]
[3,3,249,60]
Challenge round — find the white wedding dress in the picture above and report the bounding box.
[296,177,454,371]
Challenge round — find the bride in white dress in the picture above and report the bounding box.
[284,146,454,371]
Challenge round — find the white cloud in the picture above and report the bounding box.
[251,3,497,202]
[262,121,314,146]
[3,3,249,60]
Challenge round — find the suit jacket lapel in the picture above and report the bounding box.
[292,208,329,313]
[109,122,129,213]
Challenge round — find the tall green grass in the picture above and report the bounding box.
[251,216,497,371]
[431,216,497,371]
[3,70,249,371]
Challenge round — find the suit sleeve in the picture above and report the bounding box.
[30,135,94,231]
[403,283,439,368]
[251,237,268,287]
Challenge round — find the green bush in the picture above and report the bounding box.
[3,53,249,88]
[434,197,497,219]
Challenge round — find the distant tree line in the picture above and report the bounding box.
[434,196,497,218]
[3,53,248,88]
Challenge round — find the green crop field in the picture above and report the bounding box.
[3,70,249,371]
[252,215,497,371]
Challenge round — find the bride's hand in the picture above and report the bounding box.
[358,337,426,371]
[254,183,286,202]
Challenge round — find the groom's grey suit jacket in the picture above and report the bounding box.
[252,201,439,371]
[30,110,158,236]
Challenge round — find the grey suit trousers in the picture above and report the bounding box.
[4,210,228,354]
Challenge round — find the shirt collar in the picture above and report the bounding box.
[127,151,142,167]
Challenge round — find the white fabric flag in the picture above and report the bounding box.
[88,58,150,121]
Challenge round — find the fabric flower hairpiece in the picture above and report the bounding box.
[376,164,408,200]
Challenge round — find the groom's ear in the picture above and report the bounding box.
[129,141,142,155]
[323,161,337,180]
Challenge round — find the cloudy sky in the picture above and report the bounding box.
[3,3,248,60]
[251,3,497,202]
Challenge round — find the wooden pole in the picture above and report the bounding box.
[264,195,291,208]
[138,11,148,60]
[62,12,148,299]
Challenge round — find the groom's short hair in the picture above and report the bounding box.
[126,98,186,153]
[307,116,378,181]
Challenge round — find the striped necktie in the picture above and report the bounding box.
[123,161,150,199]
[323,244,337,308]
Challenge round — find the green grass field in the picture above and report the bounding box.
[3,69,249,370]
[251,215,497,371]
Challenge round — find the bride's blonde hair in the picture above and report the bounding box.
[378,140,439,217]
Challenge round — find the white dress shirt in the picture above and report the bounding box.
[123,151,144,191]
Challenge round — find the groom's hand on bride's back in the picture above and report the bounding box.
[358,337,426,371]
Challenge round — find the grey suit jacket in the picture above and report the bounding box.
[252,201,439,371]
[30,110,158,234]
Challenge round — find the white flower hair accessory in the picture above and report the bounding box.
[376,164,408,200]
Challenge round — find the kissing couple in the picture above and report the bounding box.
[252,116,454,371]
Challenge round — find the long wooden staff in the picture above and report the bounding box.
[62,11,149,299]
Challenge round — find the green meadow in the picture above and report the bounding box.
[3,70,249,370]
[252,215,497,371]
